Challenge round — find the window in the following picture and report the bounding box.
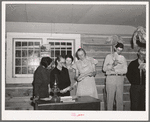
[48,39,74,60]
[6,33,80,83]
[13,39,75,77]
[13,39,41,77]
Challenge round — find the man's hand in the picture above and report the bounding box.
[112,60,119,66]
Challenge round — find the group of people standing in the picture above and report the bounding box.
[32,48,98,103]
[32,43,146,111]
[103,42,146,111]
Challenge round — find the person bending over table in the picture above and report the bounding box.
[32,57,53,102]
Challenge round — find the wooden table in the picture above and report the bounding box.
[34,96,101,110]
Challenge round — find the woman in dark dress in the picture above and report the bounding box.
[32,57,53,102]
[50,55,71,96]
[65,54,77,96]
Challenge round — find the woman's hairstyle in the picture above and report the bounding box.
[40,57,53,68]
[55,55,64,66]
[65,54,74,62]
[115,42,124,49]
[76,48,86,60]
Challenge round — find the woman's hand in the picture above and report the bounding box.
[75,76,82,82]
[32,96,39,103]
[77,76,84,82]
[60,86,71,93]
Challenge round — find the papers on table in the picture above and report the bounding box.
[60,96,75,102]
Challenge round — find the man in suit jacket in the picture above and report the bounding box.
[126,48,146,111]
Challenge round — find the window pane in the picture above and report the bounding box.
[15,58,21,66]
[22,58,27,66]
[22,42,27,47]
[16,42,21,47]
[55,50,60,57]
[15,67,21,74]
[49,42,54,46]
[61,50,66,57]
[28,58,33,66]
[61,42,66,45]
[35,42,40,46]
[34,50,40,57]
[22,67,27,74]
[22,50,27,57]
[67,42,71,45]
[28,50,34,57]
[16,50,21,57]
[28,42,33,46]
[55,42,60,45]
[67,51,72,55]
[28,66,35,74]
[28,57,40,66]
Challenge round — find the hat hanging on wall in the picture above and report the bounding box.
[132,26,146,48]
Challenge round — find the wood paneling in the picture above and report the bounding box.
[124,84,131,93]
[6,88,33,97]
[123,45,140,52]
[87,53,110,59]
[122,37,132,44]
[83,44,111,52]
[123,93,130,101]
[81,36,107,45]
[122,52,137,60]
[97,85,105,94]
[123,101,131,111]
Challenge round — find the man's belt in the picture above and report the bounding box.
[107,74,125,76]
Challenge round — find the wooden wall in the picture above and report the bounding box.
[81,34,140,110]
[5,33,140,110]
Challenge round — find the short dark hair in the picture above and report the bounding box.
[65,54,74,62]
[76,48,86,60]
[115,42,124,49]
[55,55,64,66]
[40,57,53,68]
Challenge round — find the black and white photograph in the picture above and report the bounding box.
[1,1,149,121]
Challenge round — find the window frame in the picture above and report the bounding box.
[13,38,42,78]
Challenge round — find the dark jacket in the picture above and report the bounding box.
[126,59,145,85]
[32,65,51,98]
[50,67,71,96]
